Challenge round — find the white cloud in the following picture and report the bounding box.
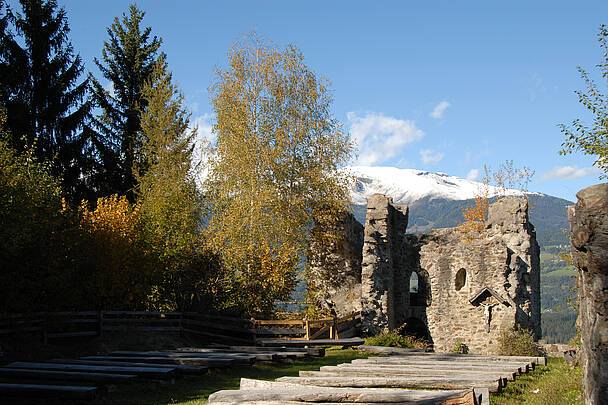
[467,169,479,181]
[420,149,445,164]
[540,165,602,181]
[347,112,425,166]
[430,100,451,119]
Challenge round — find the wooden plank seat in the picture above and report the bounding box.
[207,379,477,404]
[0,383,98,400]
[350,358,531,373]
[300,367,514,383]
[46,359,207,375]
[334,363,522,377]
[241,377,480,403]
[82,355,236,367]
[342,361,526,375]
[356,347,546,366]
[108,351,256,364]
[257,337,364,347]
[275,375,503,393]
[175,348,306,361]
[197,345,326,356]
[6,362,176,379]
[357,345,426,355]
[0,367,137,384]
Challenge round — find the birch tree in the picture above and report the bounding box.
[206,35,354,316]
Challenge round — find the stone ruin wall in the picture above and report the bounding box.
[406,196,540,353]
[308,193,541,355]
[360,194,409,334]
[307,211,363,317]
[569,183,608,404]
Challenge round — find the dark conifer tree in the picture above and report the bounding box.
[0,0,92,202]
[89,4,162,200]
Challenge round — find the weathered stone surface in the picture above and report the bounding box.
[360,194,408,335]
[400,197,540,354]
[307,210,363,316]
[569,183,608,405]
[310,193,541,356]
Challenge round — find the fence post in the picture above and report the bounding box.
[305,320,310,340]
[331,316,338,340]
[98,311,104,337]
[42,313,48,345]
[179,312,184,337]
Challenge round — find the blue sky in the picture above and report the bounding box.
[19,0,608,201]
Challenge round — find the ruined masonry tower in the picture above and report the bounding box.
[308,193,541,354]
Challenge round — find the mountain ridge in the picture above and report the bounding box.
[347,165,539,206]
[346,166,573,247]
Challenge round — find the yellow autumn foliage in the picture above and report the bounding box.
[207,34,354,317]
[75,194,155,310]
[458,162,534,241]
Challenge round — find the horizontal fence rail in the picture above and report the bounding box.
[0,311,361,345]
[252,311,361,341]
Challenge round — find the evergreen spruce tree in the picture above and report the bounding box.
[136,57,206,310]
[0,0,92,202]
[0,0,15,101]
[89,4,162,200]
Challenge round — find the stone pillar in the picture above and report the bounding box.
[360,194,408,335]
[487,197,541,340]
[307,210,364,316]
[569,184,608,405]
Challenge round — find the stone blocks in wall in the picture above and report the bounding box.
[404,196,541,354]
[488,197,541,340]
[307,210,364,316]
[361,194,408,335]
[309,193,541,356]
[569,183,608,405]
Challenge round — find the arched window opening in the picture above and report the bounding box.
[409,272,419,293]
[410,271,426,306]
[455,268,467,291]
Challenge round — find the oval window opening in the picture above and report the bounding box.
[455,268,467,291]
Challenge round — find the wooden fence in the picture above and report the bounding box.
[0,311,361,345]
[253,311,361,341]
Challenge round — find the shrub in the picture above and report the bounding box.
[365,324,428,350]
[0,139,66,312]
[497,327,545,356]
[450,340,469,354]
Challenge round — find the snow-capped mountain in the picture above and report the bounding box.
[345,165,573,247]
[347,165,532,206]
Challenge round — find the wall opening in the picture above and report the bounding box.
[455,268,467,291]
[401,317,431,342]
[409,271,429,306]
[409,272,419,293]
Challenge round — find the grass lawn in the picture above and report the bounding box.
[491,357,583,405]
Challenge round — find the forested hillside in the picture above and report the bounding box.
[352,193,572,246]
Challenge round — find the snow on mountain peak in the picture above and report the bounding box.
[346,165,526,206]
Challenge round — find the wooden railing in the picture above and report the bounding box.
[252,311,361,341]
[0,310,361,344]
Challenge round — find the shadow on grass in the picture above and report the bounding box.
[2,348,367,405]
